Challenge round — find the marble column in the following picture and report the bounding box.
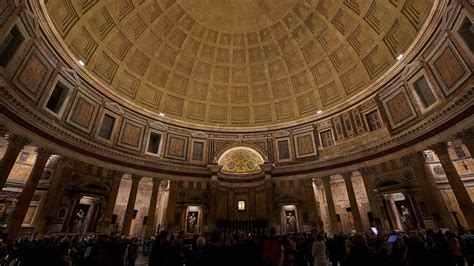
[164,180,178,231]
[208,180,218,230]
[249,188,256,220]
[359,167,384,233]
[261,163,274,229]
[207,164,221,230]
[35,156,77,233]
[100,171,123,235]
[408,151,455,230]
[227,188,235,219]
[431,142,474,229]
[455,128,474,157]
[0,135,30,190]
[6,147,53,240]
[322,176,339,234]
[145,178,162,237]
[122,175,141,236]
[342,172,364,233]
[264,179,274,228]
[304,179,319,229]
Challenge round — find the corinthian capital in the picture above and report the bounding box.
[358,166,376,176]
[341,171,353,180]
[454,128,474,143]
[429,142,449,154]
[0,125,8,136]
[36,147,54,161]
[401,151,426,166]
[6,134,30,150]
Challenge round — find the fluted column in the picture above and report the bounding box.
[261,163,274,228]
[207,180,218,230]
[122,175,141,235]
[145,178,162,237]
[359,167,384,233]
[35,156,77,233]
[0,135,30,190]
[164,180,178,231]
[322,176,339,234]
[6,148,53,240]
[455,128,474,157]
[100,171,123,235]
[408,152,455,230]
[431,142,474,229]
[342,172,364,233]
[304,179,319,228]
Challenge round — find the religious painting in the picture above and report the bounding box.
[285,210,297,233]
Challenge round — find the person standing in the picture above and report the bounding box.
[312,233,328,266]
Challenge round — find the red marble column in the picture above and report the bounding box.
[322,176,339,234]
[100,171,123,235]
[6,147,53,240]
[145,178,162,237]
[431,142,474,229]
[122,175,141,236]
[0,135,30,190]
[342,172,364,233]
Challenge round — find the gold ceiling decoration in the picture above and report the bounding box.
[218,147,264,174]
[44,0,433,127]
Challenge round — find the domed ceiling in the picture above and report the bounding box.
[44,0,433,127]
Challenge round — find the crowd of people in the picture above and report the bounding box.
[0,227,472,266]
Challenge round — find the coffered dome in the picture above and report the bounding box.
[44,0,434,127]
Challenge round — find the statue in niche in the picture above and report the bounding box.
[188,212,197,233]
[286,211,296,233]
[400,205,414,231]
[72,209,85,233]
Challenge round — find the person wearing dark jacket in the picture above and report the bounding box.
[149,231,169,266]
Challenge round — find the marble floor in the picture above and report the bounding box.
[135,255,148,265]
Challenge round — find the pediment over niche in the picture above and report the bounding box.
[277,193,302,203]
[192,131,208,139]
[149,121,168,131]
[105,102,125,115]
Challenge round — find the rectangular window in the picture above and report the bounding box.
[0,25,25,67]
[320,130,334,148]
[278,140,290,160]
[365,110,382,131]
[147,132,161,154]
[454,145,466,159]
[98,114,115,140]
[413,75,437,108]
[280,181,286,188]
[238,200,245,211]
[289,180,294,188]
[46,82,70,114]
[192,142,204,161]
[458,17,473,53]
[18,152,29,162]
